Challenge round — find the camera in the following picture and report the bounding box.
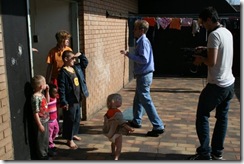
[180,47,207,74]
[181,47,207,62]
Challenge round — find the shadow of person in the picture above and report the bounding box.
[23,82,38,159]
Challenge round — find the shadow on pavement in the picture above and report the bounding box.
[52,149,191,160]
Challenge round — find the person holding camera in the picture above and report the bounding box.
[188,7,235,160]
[120,19,165,137]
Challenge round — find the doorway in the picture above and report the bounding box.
[29,0,79,76]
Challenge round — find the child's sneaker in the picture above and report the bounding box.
[187,154,212,160]
[211,154,224,160]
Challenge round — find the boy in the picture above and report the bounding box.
[31,75,50,160]
[58,50,89,149]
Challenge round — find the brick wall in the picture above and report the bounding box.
[81,0,138,119]
[0,14,14,160]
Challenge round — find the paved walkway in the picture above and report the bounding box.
[52,77,241,161]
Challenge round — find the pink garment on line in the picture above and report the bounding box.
[181,18,193,27]
[156,17,171,29]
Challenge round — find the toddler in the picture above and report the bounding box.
[103,93,134,160]
[47,83,59,156]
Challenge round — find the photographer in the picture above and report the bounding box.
[188,7,235,160]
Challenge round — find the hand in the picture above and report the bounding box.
[195,46,207,50]
[74,52,82,58]
[45,84,49,91]
[32,48,38,52]
[120,50,128,56]
[193,55,204,66]
[62,104,69,111]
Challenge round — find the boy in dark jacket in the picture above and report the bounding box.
[58,50,89,149]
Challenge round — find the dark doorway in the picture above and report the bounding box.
[2,0,32,160]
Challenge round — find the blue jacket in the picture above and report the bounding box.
[58,53,89,107]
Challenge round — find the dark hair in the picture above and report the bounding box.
[199,6,219,23]
[48,83,57,93]
[62,50,74,61]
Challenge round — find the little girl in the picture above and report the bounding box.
[47,83,59,156]
[103,93,134,160]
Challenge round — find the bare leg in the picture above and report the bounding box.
[111,142,115,156]
[114,135,122,160]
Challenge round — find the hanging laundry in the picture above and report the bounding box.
[181,18,193,27]
[156,17,171,29]
[169,18,181,30]
[142,17,156,27]
[192,20,200,36]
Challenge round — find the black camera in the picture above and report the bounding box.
[180,47,207,74]
[181,47,207,62]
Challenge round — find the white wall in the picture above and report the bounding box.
[30,0,71,76]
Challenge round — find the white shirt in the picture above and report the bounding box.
[207,27,235,87]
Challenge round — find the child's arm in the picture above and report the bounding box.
[46,64,53,84]
[122,123,134,133]
[45,84,50,103]
[33,113,45,132]
[77,52,89,69]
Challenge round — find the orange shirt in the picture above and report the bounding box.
[46,46,72,79]
[106,109,121,119]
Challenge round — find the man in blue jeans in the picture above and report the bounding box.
[120,19,165,137]
[188,7,235,160]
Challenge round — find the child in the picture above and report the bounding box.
[103,93,134,160]
[31,75,50,160]
[46,30,72,85]
[47,83,59,156]
[57,50,89,149]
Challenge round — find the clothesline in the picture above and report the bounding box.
[106,10,239,20]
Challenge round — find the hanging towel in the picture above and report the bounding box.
[181,18,193,27]
[156,17,171,29]
[192,20,200,36]
[169,18,181,30]
[142,17,156,27]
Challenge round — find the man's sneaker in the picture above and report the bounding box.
[187,154,212,160]
[146,129,165,137]
[128,121,141,128]
[211,154,224,160]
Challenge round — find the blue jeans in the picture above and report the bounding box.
[132,72,165,130]
[62,103,81,140]
[196,83,235,157]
